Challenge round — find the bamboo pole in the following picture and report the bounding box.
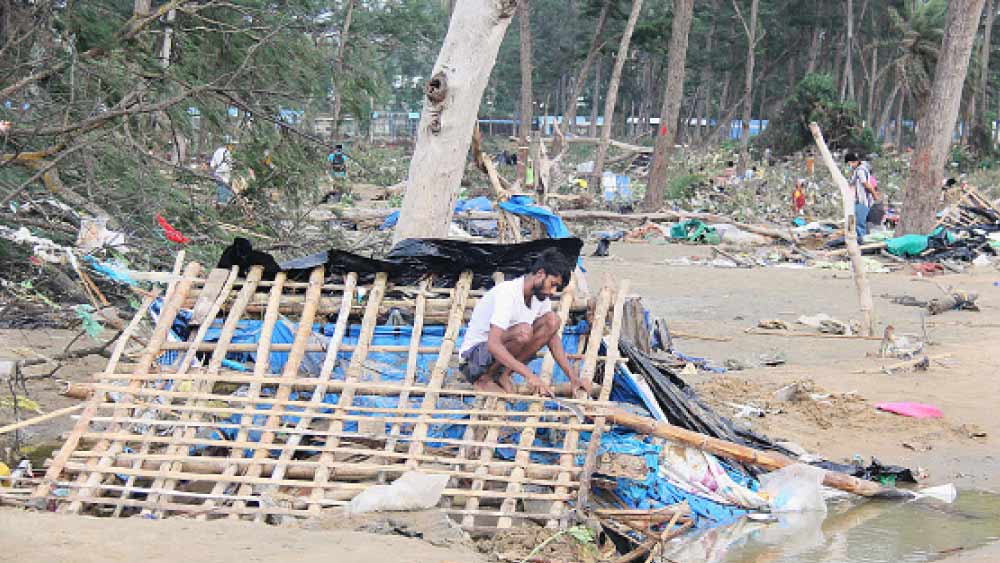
[605,409,889,497]
[576,278,628,520]
[809,122,876,336]
[0,404,84,435]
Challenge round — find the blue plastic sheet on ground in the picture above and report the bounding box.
[380,197,496,231]
[597,428,752,527]
[499,195,572,239]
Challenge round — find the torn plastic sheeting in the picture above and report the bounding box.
[84,256,137,286]
[218,237,584,289]
[498,195,573,239]
[598,428,754,527]
[672,350,726,374]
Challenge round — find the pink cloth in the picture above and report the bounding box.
[875,402,943,419]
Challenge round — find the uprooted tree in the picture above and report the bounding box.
[393,0,519,243]
[0,1,339,268]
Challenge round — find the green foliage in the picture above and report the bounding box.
[666,173,703,200]
[949,143,974,173]
[756,74,878,156]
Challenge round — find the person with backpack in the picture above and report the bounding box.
[845,153,878,241]
[327,144,347,178]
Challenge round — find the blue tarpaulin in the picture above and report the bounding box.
[499,195,572,239]
[380,197,496,231]
[599,428,753,527]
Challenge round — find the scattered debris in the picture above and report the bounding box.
[875,402,944,419]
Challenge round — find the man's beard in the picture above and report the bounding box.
[531,283,548,301]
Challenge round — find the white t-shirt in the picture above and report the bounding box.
[211,147,232,183]
[459,276,552,356]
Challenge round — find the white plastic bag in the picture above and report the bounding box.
[348,471,450,515]
[759,463,828,513]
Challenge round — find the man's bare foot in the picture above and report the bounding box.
[496,372,515,394]
[474,377,506,393]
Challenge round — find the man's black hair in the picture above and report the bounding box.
[527,248,573,287]
[844,152,859,163]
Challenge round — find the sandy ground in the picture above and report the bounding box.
[0,509,485,563]
[3,237,1000,561]
[585,242,1000,491]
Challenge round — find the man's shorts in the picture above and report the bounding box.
[459,342,493,383]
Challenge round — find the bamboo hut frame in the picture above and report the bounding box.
[34,261,628,534]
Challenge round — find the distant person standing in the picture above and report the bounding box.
[211,144,234,205]
[328,144,347,178]
[792,179,807,216]
[845,153,877,241]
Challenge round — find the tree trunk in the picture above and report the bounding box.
[736,0,759,162]
[331,0,355,139]
[393,0,517,243]
[898,0,986,235]
[832,33,844,91]
[895,91,905,147]
[591,0,644,186]
[563,0,612,134]
[698,3,718,143]
[877,83,901,141]
[589,56,602,137]
[841,0,853,101]
[978,0,995,125]
[865,44,877,126]
[517,0,533,186]
[717,72,731,141]
[644,0,695,209]
[805,25,822,75]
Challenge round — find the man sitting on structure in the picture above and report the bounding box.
[458,249,590,396]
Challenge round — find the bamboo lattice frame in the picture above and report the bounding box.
[35,261,628,533]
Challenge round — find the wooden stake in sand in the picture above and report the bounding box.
[809,122,876,336]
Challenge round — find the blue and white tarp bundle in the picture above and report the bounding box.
[596,428,767,527]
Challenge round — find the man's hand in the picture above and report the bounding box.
[525,373,553,397]
[567,369,591,395]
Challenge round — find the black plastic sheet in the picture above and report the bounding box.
[217,237,583,288]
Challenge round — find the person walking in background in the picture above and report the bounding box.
[845,153,876,241]
[328,144,348,178]
[211,143,234,205]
